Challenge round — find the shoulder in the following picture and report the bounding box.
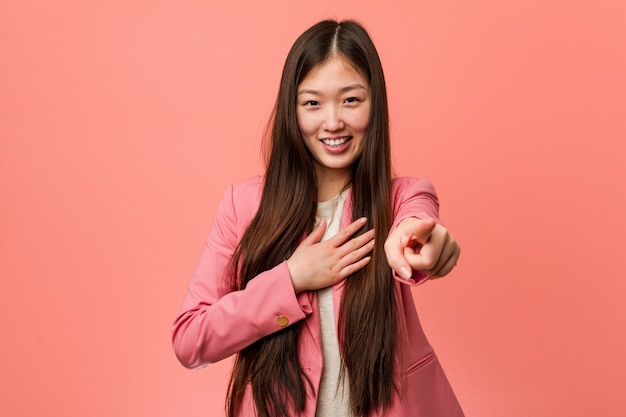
[229,176,264,201]
[218,176,264,220]
[391,176,437,198]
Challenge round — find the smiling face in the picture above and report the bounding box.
[296,56,371,194]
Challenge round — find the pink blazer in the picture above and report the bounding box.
[172,176,464,417]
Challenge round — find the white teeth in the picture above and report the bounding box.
[322,137,349,147]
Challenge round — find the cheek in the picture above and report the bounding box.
[296,112,318,136]
[353,114,371,133]
[351,106,371,133]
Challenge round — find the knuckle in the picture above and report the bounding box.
[420,256,436,270]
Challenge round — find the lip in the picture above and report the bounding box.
[320,135,352,144]
[319,136,352,154]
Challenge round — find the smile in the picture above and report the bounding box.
[321,136,352,147]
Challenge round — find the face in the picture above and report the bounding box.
[296,56,371,185]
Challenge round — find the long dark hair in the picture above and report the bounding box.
[226,20,397,417]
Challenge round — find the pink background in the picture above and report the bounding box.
[2,1,625,416]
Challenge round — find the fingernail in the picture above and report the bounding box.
[399,266,411,279]
[401,234,408,246]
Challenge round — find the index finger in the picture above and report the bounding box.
[329,217,369,246]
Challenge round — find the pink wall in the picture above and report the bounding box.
[1,1,625,416]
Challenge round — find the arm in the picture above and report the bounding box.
[171,183,313,369]
[385,178,461,284]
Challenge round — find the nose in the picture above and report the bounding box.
[322,105,344,132]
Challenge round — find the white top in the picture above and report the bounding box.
[315,190,353,417]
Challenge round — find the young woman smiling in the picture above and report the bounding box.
[172,20,464,417]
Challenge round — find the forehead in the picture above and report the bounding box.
[298,56,368,91]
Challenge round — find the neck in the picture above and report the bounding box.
[316,170,351,202]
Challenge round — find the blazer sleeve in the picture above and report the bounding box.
[171,183,313,369]
[390,177,441,286]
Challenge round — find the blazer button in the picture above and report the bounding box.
[277,316,289,327]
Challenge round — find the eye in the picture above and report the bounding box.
[345,97,361,104]
[303,100,319,106]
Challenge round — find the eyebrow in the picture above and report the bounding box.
[297,84,368,95]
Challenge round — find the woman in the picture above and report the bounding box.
[172,19,464,417]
